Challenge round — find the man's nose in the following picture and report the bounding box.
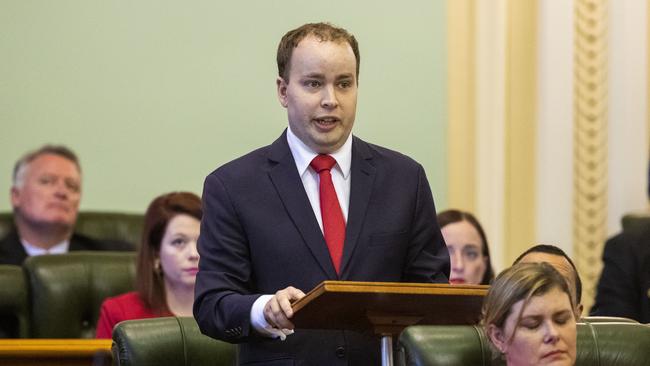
[320,85,339,109]
[53,182,69,199]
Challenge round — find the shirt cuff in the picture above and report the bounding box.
[250,294,295,340]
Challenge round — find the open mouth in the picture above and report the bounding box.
[313,117,340,129]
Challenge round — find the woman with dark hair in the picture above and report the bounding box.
[482,262,578,366]
[437,209,494,285]
[96,192,201,338]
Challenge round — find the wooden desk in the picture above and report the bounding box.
[0,339,112,366]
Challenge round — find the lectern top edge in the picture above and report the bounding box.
[292,280,488,313]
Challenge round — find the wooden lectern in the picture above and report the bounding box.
[291,281,488,366]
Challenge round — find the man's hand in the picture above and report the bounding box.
[263,286,306,330]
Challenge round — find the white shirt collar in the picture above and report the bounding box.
[286,126,352,178]
[21,238,70,256]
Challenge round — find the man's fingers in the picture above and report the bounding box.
[277,286,306,318]
[265,303,294,329]
[263,286,306,329]
[286,286,307,300]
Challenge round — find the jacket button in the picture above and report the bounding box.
[335,346,346,358]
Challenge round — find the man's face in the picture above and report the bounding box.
[11,154,81,230]
[277,36,358,154]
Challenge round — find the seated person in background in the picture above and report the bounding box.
[591,226,650,323]
[95,192,201,338]
[0,145,132,265]
[514,244,583,317]
[482,262,578,366]
[437,209,494,285]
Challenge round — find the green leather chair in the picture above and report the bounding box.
[0,265,29,338]
[112,317,236,366]
[24,251,136,338]
[0,211,144,247]
[580,315,638,323]
[398,321,650,366]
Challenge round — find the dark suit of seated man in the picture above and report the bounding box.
[0,145,133,266]
[591,226,650,323]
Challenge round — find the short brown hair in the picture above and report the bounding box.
[277,22,360,82]
[13,145,80,187]
[136,191,202,314]
[513,244,582,305]
[481,262,575,345]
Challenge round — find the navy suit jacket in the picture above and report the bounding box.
[0,228,134,266]
[591,227,650,323]
[194,131,450,365]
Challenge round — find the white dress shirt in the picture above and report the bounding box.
[21,239,70,256]
[250,127,353,339]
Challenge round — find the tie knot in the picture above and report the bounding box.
[310,154,337,173]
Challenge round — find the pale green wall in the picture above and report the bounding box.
[0,0,448,213]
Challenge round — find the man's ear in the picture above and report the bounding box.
[277,77,289,108]
[10,186,20,208]
[487,324,508,354]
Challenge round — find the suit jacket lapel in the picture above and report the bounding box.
[2,229,29,265]
[267,131,338,279]
[340,137,376,277]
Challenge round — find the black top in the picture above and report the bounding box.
[0,227,134,266]
[591,226,650,323]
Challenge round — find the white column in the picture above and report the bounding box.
[536,1,575,254]
[608,0,648,235]
[475,0,507,271]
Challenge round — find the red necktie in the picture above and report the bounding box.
[310,154,346,274]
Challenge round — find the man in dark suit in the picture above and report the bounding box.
[0,145,133,266]
[591,227,650,323]
[194,22,450,365]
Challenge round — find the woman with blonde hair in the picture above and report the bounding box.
[482,262,578,366]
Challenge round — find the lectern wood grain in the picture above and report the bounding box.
[291,281,488,335]
[0,339,112,366]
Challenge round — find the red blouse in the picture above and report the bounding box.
[95,291,172,339]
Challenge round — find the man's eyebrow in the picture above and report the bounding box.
[336,73,354,80]
[302,73,325,79]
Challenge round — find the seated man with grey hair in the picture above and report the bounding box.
[0,144,133,265]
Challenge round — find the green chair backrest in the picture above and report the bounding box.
[112,317,236,366]
[0,211,144,248]
[399,321,650,366]
[24,251,136,338]
[621,212,650,235]
[0,265,30,338]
